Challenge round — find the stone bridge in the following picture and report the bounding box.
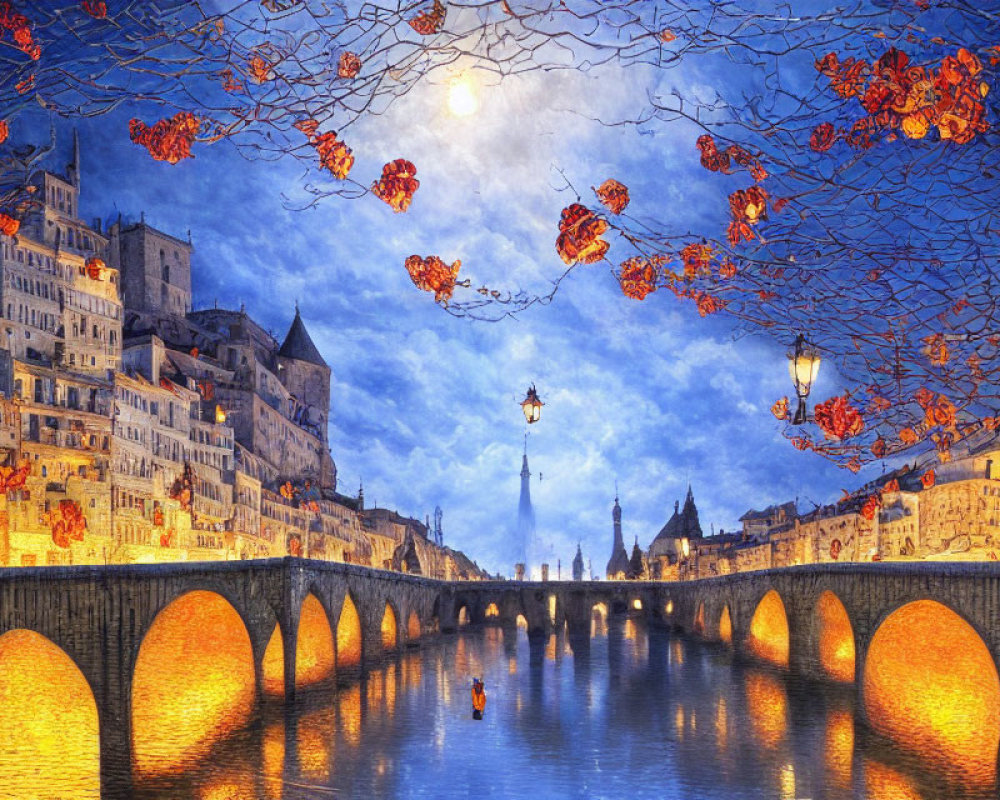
[4,559,1000,796]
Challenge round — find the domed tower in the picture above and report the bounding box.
[277,306,336,489]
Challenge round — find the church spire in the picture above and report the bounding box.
[517,441,535,575]
[606,493,629,579]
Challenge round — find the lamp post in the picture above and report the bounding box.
[520,384,543,424]
[788,334,821,425]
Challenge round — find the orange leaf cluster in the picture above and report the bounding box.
[694,291,726,317]
[555,204,609,265]
[372,159,419,212]
[338,51,362,79]
[899,427,919,445]
[860,493,881,520]
[49,499,86,549]
[883,478,900,493]
[815,46,989,149]
[81,1,106,18]
[618,256,659,300]
[409,0,446,35]
[791,436,813,451]
[220,69,242,93]
[0,459,29,493]
[0,2,39,60]
[129,112,200,164]
[914,387,957,430]
[920,469,936,488]
[0,120,7,145]
[921,333,949,366]
[0,213,19,237]
[771,396,789,421]
[718,260,737,279]
[659,29,676,43]
[404,255,461,303]
[871,436,887,458]
[85,257,105,280]
[15,75,33,94]
[249,53,271,83]
[814,394,865,440]
[294,119,355,179]
[595,179,630,214]
[727,185,768,245]
[679,242,713,278]
[695,135,766,180]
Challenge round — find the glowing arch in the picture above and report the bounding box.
[407,610,421,641]
[132,590,255,779]
[262,594,336,698]
[0,629,99,798]
[719,605,732,645]
[381,602,398,652]
[816,591,855,683]
[693,602,706,636]
[337,593,363,670]
[591,602,608,637]
[457,605,469,627]
[485,602,499,618]
[746,590,789,668]
[863,599,1000,785]
[516,614,528,631]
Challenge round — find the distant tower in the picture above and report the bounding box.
[107,216,193,317]
[572,543,584,581]
[606,493,630,580]
[433,505,443,546]
[518,441,537,577]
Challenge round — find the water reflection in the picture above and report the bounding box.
[11,612,1000,799]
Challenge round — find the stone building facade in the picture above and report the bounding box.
[0,138,486,580]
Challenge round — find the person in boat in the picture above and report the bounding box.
[471,677,486,720]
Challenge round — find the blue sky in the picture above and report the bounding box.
[22,51,871,577]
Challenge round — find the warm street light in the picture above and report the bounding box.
[520,384,543,424]
[788,334,821,425]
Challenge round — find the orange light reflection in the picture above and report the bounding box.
[746,590,789,668]
[745,670,787,750]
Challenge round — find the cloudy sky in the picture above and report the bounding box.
[18,41,872,577]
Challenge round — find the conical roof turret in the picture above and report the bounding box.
[278,306,327,367]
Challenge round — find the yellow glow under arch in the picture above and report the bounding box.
[719,605,732,645]
[337,593,363,670]
[863,599,1000,787]
[381,603,398,652]
[457,606,470,627]
[261,594,336,698]
[132,590,255,780]
[746,589,789,668]
[407,610,421,641]
[694,602,706,636]
[485,602,499,618]
[816,590,855,683]
[0,629,100,798]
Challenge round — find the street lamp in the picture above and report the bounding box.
[788,334,821,425]
[520,384,543,424]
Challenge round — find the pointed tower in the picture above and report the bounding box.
[606,494,630,580]
[628,536,645,580]
[277,306,336,489]
[572,543,584,581]
[681,484,703,539]
[517,442,536,576]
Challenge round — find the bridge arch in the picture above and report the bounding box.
[693,601,706,637]
[0,629,100,798]
[745,588,789,669]
[718,604,733,645]
[406,609,422,644]
[815,590,855,683]
[131,589,256,781]
[336,591,364,676]
[862,598,1000,786]
[381,600,399,653]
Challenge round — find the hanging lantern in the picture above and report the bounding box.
[520,384,543,424]
[788,334,821,424]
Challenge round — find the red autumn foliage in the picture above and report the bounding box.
[696,135,766,180]
[409,0,446,35]
[860,493,881,520]
[0,459,29,493]
[372,159,419,212]
[294,119,354,179]
[595,179,630,215]
[814,394,865,440]
[338,51,362,79]
[870,436,887,458]
[404,254,461,303]
[618,256,659,300]
[814,46,989,149]
[129,112,200,164]
[679,242,713,278]
[49,499,86,549]
[555,203,609,265]
[883,478,900,493]
[920,469,936,488]
[0,2,39,60]
[810,122,837,151]
[771,397,789,420]
[81,0,106,18]
[727,185,768,245]
[0,213,19,237]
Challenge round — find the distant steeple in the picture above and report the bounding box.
[606,494,629,579]
[572,542,584,581]
[278,306,328,367]
[681,484,703,539]
[517,445,536,574]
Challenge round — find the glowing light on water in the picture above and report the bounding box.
[132,590,255,780]
[338,684,362,747]
[0,629,99,798]
[382,603,398,652]
[262,595,335,698]
[297,705,335,783]
[337,594,362,670]
[863,599,1000,788]
[719,605,732,645]
[261,719,285,800]
[715,696,728,750]
[824,707,854,789]
[817,591,854,683]
[746,590,789,668]
[863,758,922,800]
[745,670,787,750]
